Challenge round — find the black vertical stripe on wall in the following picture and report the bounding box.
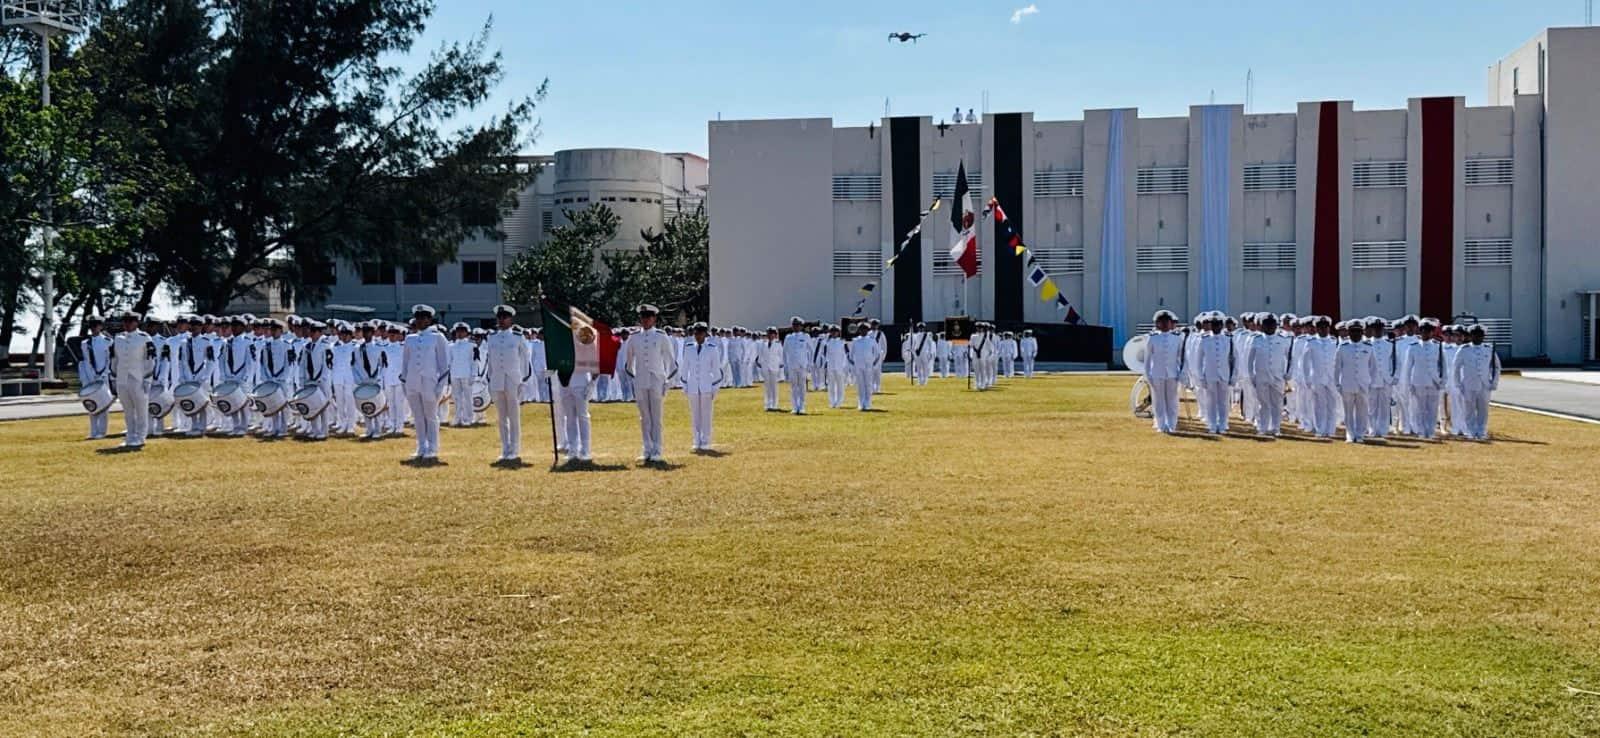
[890,117,923,325]
[993,113,1024,322]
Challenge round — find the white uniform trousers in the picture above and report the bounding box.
[88,394,110,438]
[303,405,329,440]
[784,368,808,413]
[1366,387,1392,439]
[853,367,875,410]
[383,385,405,434]
[405,385,442,458]
[827,370,848,408]
[1252,380,1284,436]
[1200,380,1231,433]
[332,381,356,433]
[263,407,288,437]
[1240,381,1258,423]
[1461,389,1491,440]
[450,378,474,426]
[913,356,932,386]
[1150,377,1180,434]
[1022,356,1036,378]
[1408,387,1441,439]
[939,355,951,378]
[559,376,591,459]
[761,371,781,410]
[635,378,666,460]
[226,406,249,435]
[686,390,716,449]
[116,377,148,446]
[491,388,521,459]
[1309,385,1338,438]
[1340,390,1369,442]
[1394,384,1414,434]
[953,352,969,379]
[1001,357,1015,377]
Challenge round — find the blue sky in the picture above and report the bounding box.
[427,0,1584,157]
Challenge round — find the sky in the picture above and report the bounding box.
[425,0,1586,157]
[10,1,1589,352]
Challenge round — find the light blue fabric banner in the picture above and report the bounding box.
[1099,109,1129,348]
[1198,105,1231,313]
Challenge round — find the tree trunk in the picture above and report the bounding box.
[133,269,165,315]
[0,282,18,367]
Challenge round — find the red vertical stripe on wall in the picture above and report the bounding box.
[1419,98,1455,321]
[1311,102,1341,318]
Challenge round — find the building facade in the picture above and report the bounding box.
[309,148,707,323]
[709,27,1600,364]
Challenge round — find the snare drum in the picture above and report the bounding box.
[250,380,289,416]
[174,381,209,415]
[470,378,491,412]
[147,384,175,419]
[353,382,387,418]
[211,380,247,415]
[290,385,330,420]
[78,381,114,416]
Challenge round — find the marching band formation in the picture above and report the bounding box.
[1137,310,1502,442]
[74,303,1048,464]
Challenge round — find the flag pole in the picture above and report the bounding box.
[547,374,560,469]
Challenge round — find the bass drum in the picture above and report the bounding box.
[251,381,289,417]
[147,384,175,419]
[1130,376,1153,418]
[469,378,491,412]
[1122,334,1149,373]
[354,382,387,418]
[78,381,114,416]
[211,380,247,415]
[290,385,330,420]
[174,381,209,415]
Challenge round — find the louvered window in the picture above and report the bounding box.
[1029,247,1084,275]
[1034,170,1084,197]
[932,250,984,276]
[933,171,985,199]
[1137,167,1188,195]
[1353,161,1407,188]
[832,175,882,201]
[1242,242,1297,270]
[1464,239,1513,266]
[832,250,881,276]
[1244,163,1296,191]
[1465,158,1514,186]
[1135,245,1189,272]
[1352,241,1407,268]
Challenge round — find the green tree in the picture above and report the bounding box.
[501,203,619,316]
[601,205,709,324]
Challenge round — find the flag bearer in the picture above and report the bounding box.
[1144,310,1185,434]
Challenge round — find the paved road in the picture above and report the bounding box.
[0,396,105,422]
[1492,376,1600,422]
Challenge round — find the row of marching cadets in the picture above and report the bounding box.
[1140,309,1501,442]
[901,325,1040,384]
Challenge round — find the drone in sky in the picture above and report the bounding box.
[887,32,927,44]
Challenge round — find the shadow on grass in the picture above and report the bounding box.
[1486,434,1548,446]
[640,460,684,472]
[94,445,143,455]
[491,458,531,470]
[552,460,629,473]
[692,448,730,458]
[1167,429,1221,441]
[399,457,447,469]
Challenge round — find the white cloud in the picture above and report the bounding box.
[1010,4,1039,24]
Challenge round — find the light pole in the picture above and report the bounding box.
[4,1,85,382]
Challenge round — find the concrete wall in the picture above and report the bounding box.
[708,118,834,329]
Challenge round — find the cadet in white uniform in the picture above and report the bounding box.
[1392,316,1421,435]
[298,321,334,441]
[329,323,359,435]
[177,317,215,437]
[907,323,935,386]
[1303,317,1339,438]
[822,325,850,408]
[1195,314,1235,434]
[1451,324,1500,441]
[626,304,677,463]
[80,316,112,439]
[1365,318,1397,440]
[147,317,176,437]
[481,306,531,461]
[257,319,294,439]
[679,322,723,451]
[781,317,812,414]
[218,316,257,436]
[1334,320,1378,443]
[446,323,478,427]
[753,327,784,411]
[1401,319,1446,440]
[110,311,155,448]
[849,323,882,410]
[401,305,449,460]
[1020,330,1039,378]
[868,319,888,394]
[1144,311,1185,434]
[1246,314,1291,436]
[999,332,1019,378]
[969,324,997,390]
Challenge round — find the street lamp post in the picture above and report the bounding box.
[4,1,85,382]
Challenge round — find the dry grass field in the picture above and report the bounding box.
[2,374,1598,736]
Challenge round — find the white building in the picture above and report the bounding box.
[709,26,1600,364]
[310,148,707,323]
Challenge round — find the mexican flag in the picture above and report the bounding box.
[541,299,620,378]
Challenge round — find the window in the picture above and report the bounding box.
[403,262,438,285]
[303,260,337,286]
[360,262,394,285]
[541,211,554,233]
[1513,67,1520,95]
[461,260,497,284]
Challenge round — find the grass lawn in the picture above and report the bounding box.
[2,374,1598,736]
